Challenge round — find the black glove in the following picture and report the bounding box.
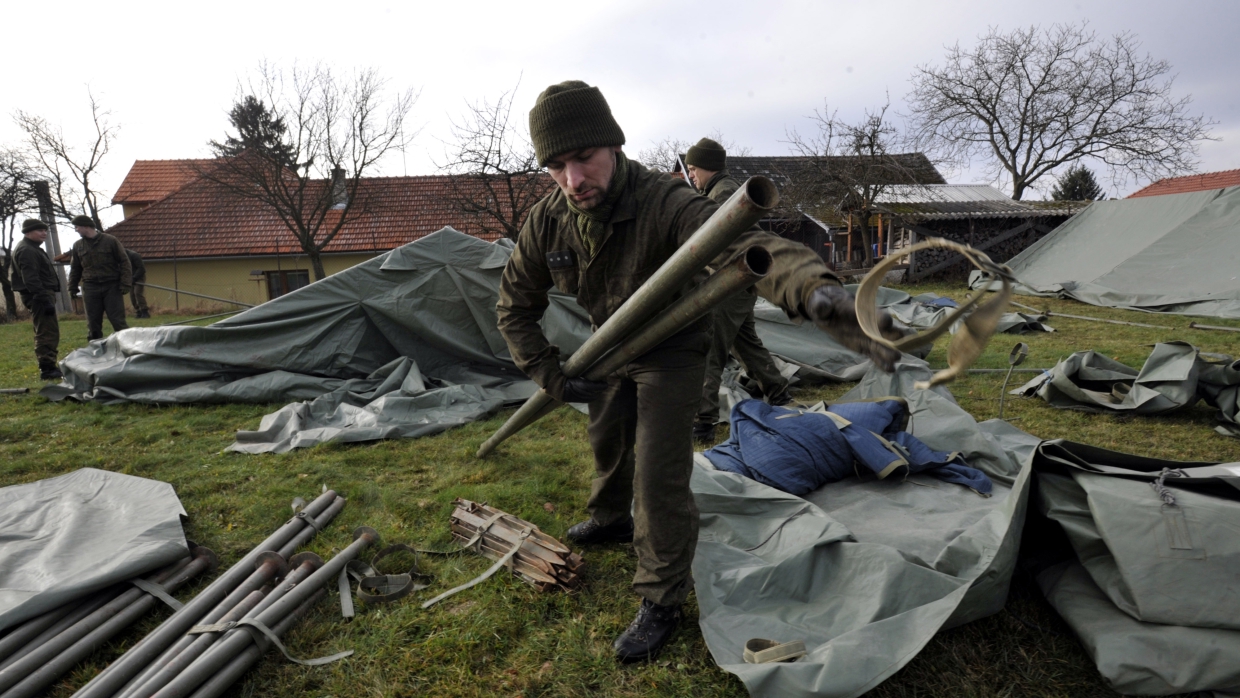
[69,286,80,298]
[561,376,608,403]
[806,284,901,373]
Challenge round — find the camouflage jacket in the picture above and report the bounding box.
[11,238,61,296]
[69,232,132,289]
[700,170,740,203]
[497,158,838,399]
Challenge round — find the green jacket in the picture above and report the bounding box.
[700,170,740,203]
[125,249,147,282]
[497,159,838,399]
[11,238,61,296]
[69,232,132,289]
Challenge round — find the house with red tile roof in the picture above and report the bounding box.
[1127,169,1240,198]
[106,159,549,310]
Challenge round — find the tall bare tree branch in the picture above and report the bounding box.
[437,83,554,241]
[197,62,419,280]
[906,23,1215,199]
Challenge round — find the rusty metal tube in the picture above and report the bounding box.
[0,587,123,671]
[123,590,267,698]
[71,491,338,698]
[183,589,328,698]
[477,176,779,458]
[0,549,217,698]
[276,496,346,559]
[149,529,378,698]
[477,246,772,457]
[0,557,194,693]
[115,553,289,698]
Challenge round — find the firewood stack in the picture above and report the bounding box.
[449,499,585,592]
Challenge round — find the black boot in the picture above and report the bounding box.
[692,423,716,445]
[566,516,634,545]
[39,361,63,381]
[613,598,682,662]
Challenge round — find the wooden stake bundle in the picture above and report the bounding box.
[449,499,585,592]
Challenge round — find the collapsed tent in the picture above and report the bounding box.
[971,186,1240,318]
[44,227,976,453]
[689,358,1041,698]
[1015,341,1240,436]
[0,469,189,632]
[1028,441,1240,695]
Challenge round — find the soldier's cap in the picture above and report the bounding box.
[22,218,49,234]
[71,215,96,228]
[529,80,625,167]
[685,138,727,172]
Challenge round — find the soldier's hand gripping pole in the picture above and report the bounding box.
[477,244,773,457]
[477,177,779,457]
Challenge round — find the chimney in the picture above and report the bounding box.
[330,167,348,210]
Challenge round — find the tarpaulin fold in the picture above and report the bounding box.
[0,468,189,632]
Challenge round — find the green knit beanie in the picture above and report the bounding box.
[529,80,625,166]
[71,215,96,228]
[21,218,49,234]
[685,138,726,171]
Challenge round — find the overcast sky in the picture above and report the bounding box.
[4,0,1238,245]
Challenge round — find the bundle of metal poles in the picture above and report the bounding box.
[0,488,352,698]
[476,176,780,458]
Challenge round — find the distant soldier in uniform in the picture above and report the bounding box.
[126,248,150,318]
[684,138,792,443]
[67,215,132,340]
[11,219,63,379]
[496,81,899,662]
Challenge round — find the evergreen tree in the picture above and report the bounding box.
[209,96,295,165]
[1051,165,1106,201]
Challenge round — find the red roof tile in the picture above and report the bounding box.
[1127,169,1240,198]
[112,159,219,205]
[107,171,552,260]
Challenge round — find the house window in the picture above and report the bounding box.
[265,270,310,299]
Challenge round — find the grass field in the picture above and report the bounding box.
[2,290,1238,698]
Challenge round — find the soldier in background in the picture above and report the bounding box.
[11,219,62,379]
[684,138,791,443]
[67,215,132,340]
[126,248,150,318]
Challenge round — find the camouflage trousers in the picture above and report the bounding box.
[695,288,789,427]
[586,330,708,607]
[83,282,129,340]
[21,292,60,366]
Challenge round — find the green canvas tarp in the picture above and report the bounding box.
[1015,341,1240,436]
[689,358,1043,698]
[971,186,1240,318]
[42,227,966,453]
[1029,441,1240,695]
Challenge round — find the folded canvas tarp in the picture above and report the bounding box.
[0,468,189,632]
[43,226,963,453]
[970,186,1240,318]
[1015,341,1240,436]
[689,358,1042,698]
[1029,440,1240,695]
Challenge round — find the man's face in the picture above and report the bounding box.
[74,225,96,238]
[687,165,716,192]
[545,146,620,210]
[25,229,48,244]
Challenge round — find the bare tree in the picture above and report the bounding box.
[0,148,38,320]
[13,89,118,228]
[907,23,1215,200]
[197,63,418,280]
[785,102,924,265]
[438,85,554,241]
